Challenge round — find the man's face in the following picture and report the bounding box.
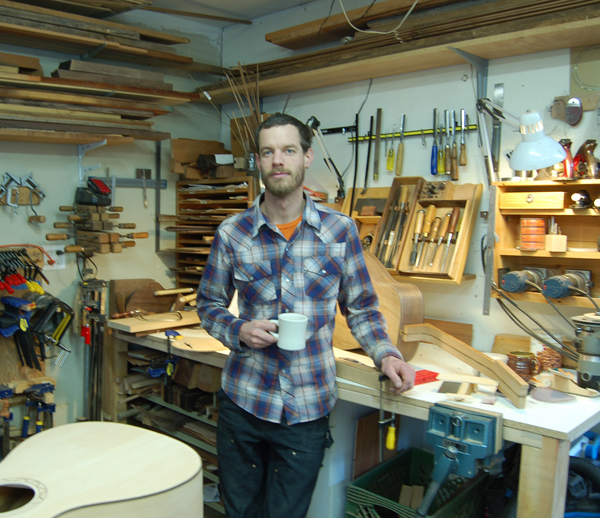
[257,124,313,197]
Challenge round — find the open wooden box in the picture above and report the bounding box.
[397,182,483,284]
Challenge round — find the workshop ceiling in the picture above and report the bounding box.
[149,0,322,26]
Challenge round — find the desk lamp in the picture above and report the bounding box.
[477,99,566,182]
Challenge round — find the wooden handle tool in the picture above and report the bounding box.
[409,209,425,266]
[442,207,461,273]
[46,233,70,241]
[415,204,436,267]
[429,212,451,266]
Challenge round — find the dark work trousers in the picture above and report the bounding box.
[216,389,333,518]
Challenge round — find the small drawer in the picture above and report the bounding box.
[499,191,565,210]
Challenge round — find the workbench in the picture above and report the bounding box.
[108,325,600,518]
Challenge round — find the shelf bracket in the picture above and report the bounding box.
[449,48,488,100]
[483,184,497,315]
[78,140,107,186]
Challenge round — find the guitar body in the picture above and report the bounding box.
[333,251,423,361]
[0,422,203,517]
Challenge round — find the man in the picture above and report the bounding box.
[197,113,415,517]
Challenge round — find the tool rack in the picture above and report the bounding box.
[396,182,482,284]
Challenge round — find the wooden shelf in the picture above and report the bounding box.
[201,12,600,104]
[494,180,600,305]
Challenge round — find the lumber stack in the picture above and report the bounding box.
[15,0,151,18]
[0,51,202,144]
[201,0,600,104]
[0,0,223,74]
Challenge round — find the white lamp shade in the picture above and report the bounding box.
[509,111,566,171]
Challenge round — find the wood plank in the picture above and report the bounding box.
[0,112,153,128]
[0,119,169,140]
[0,0,189,45]
[265,0,463,50]
[108,310,200,334]
[60,58,165,82]
[0,50,40,71]
[0,102,124,121]
[52,69,173,91]
[0,86,171,114]
[0,127,134,144]
[202,6,600,104]
[0,97,155,120]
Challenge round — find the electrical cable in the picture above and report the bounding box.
[337,0,419,36]
[569,285,600,313]
[492,283,579,361]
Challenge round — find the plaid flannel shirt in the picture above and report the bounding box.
[197,194,402,425]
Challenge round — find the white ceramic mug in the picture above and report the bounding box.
[269,313,308,351]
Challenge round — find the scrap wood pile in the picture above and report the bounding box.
[202,0,600,98]
[0,50,195,144]
[0,0,223,73]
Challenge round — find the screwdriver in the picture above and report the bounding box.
[444,110,452,175]
[409,209,425,266]
[429,211,451,267]
[459,109,467,166]
[437,120,444,174]
[442,207,461,273]
[415,204,437,268]
[395,115,405,177]
[431,109,438,175]
[423,216,441,269]
[451,110,459,181]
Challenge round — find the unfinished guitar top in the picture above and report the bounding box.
[333,250,423,361]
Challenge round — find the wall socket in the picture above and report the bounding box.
[44,245,66,270]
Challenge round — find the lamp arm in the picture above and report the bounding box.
[477,98,520,130]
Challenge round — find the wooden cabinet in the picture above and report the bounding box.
[493,179,600,307]
[169,176,259,289]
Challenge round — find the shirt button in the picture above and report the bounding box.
[285,278,290,283]
[321,269,326,274]
[285,309,290,313]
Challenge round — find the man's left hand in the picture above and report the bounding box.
[380,356,415,394]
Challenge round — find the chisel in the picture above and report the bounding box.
[361,116,374,194]
[386,124,396,171]
[431,109,438,175]
[444,110,452,175]
[395,115,405,177]
[459,109,467,166]
[451,110,459,181]
[429,211,451,267]
[374,108,382,181]
[441,207,461,273]
[423,216,441,269]
[415,204,436,268]
[409,209,425,266]
[388,186,410,264]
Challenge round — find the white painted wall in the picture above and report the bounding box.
[0,9,224,427]
[221,4,599,516]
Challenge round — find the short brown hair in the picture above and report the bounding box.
[256,113,313,153]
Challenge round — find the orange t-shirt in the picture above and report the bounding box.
[276,215,302,240]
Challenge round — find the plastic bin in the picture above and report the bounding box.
[345,447,487,518]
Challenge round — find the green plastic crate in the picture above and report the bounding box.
[345,448,487,518]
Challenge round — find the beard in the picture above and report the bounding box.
[262,165,305,197]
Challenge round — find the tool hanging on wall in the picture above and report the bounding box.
[395,115,405,177]
[373,108,382,181]
[409,209,425,266]
[415,204,437,268]
[431,109,438,175]
[386,124,396,171]
[362,116,374,194]
[451,110,459,181]
[459,109,467,166]
[442,207,461,273]
[0,172,45,217]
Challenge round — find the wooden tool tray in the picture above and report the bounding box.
[397,182,482,284]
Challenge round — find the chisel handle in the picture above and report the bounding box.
[54,222,71,229]
[395,142,404,177]
[459,142,467,166]
[431,143,438,175]
[429,217,442,242]
[124,232,149,239]
[448,207,461,238]
[422,204,437,236]
[437,147,444,174]
[439,212,451,241]
[46,233,69,241]
[64,246,84,253]
[414,209,425,235]
[451,143,459,181]
[400,185,409,204]
[444,146,452,175]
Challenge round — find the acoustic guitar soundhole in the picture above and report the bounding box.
[0,484,35,512]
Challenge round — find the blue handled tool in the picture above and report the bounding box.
[431,108,438,175]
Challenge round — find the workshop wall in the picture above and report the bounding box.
[0,13,224,427]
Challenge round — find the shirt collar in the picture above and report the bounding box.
[250,192,322,238]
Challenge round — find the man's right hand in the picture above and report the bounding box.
[240,320,278,349]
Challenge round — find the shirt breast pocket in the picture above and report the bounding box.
[304,256,343,300]
[233,260,277,304]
